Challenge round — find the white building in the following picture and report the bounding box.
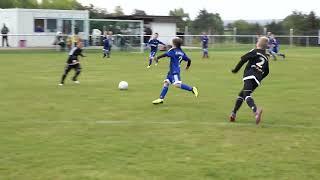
[108,15,179,44]
[0,8,89,47]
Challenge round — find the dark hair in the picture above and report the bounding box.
[154,33,159,35]
[172,37,183,48]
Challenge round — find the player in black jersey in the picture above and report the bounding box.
[59,41,85,86]
[229,36,270,124]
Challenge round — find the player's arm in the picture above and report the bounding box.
[181,54,191,70]
[159,40,166,46]
[78,49,86,57]
[155,53,168,61]
[231,51,254,73]
[262,63,269,79]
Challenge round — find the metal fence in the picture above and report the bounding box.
[0,34,319,51]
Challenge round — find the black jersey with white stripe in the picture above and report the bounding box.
[67,47,84,64]
[233,49,269,83]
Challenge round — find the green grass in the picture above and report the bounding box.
[0,47,320,180]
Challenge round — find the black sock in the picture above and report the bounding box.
[233,97,244,114]
[73,71,81,81]
[61,74,67,84]
[245,96,257,113]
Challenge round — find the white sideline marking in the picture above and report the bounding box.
[2,120,320,130]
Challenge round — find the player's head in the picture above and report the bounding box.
[104,31,108,36]
[76,40,83,48]
[267,32,272,37]
[256,36,269,49]
[153,33,159,39]
[202,32,207,35]
[172,37,183,48]
[108,31,113,35]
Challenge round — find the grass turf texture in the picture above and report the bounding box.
[0,47,319,179]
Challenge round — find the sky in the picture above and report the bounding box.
[77,0,320,20]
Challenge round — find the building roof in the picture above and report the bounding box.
[105,15,181,23]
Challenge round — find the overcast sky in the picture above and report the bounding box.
[77,0,320,20]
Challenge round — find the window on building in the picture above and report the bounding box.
[46,19,57,32]
[75,20,84,34]
[63,20,72,34]
[34,19,45,32]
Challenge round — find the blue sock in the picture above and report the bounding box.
[181,84,193,91]
[149,58,152,66]
[160,86,169,99]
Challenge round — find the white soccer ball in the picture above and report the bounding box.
[118,81,128,90]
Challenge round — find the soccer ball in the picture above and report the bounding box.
[118,81,128,90]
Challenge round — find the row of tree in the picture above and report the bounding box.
[1,0,319,36]
[226,11,320,36]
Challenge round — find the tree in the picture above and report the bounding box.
[40,0,80,10]
[169,8,190,32]
[265,21,284,35]
[15,0,38,8]
[306,11,320,33]
[0,0,16,8]
[132,9,147,16]
[113,6,124,16]
[192,9,224,35]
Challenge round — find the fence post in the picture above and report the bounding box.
[290,29,293,47]
[263,27,267,35]
[318,30,320,45]
[306,36,309,47]
[140,20,144,53]
[233,27,237,44]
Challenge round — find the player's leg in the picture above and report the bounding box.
[148,51,155,68]
[72,64,81,83]
[230,90,245,122]
[60,65,72,85]
[103,49,106,58]
[243,79,263,124]
[204,48,209,58]
[275,47,285,59]
[268,48,277,60]
[172,74,199,97]
[153,79,170,104]
[108,46,112,56]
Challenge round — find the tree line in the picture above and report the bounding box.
[1,0,319,36]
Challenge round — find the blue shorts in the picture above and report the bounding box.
[272,47,279,53]
[149,51,157,58]
[164,73,182,85]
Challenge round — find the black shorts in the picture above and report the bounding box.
[65,63,81,72]
[243,79,259,92]
[243,68,263,86]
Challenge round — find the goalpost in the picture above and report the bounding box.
[89,19,144,52]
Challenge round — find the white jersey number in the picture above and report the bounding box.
[256,57,265,68]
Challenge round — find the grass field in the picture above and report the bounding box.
[0,46,320,180]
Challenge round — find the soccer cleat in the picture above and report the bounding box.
[152,98,164,105]
[74,81,80,84]
[58,83,64,86]
[229,112,236,122]
[255,108,263,125]
[192,87,199,97]
[147,65,151,69]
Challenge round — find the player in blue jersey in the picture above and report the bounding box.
[152,37,199,104]
[201,32,209,58]
[147,33,165,68]
[268,34,285,60]
[102,31,110,58]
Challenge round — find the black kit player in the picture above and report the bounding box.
[59,41,86,86]
[229,37,270,124]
